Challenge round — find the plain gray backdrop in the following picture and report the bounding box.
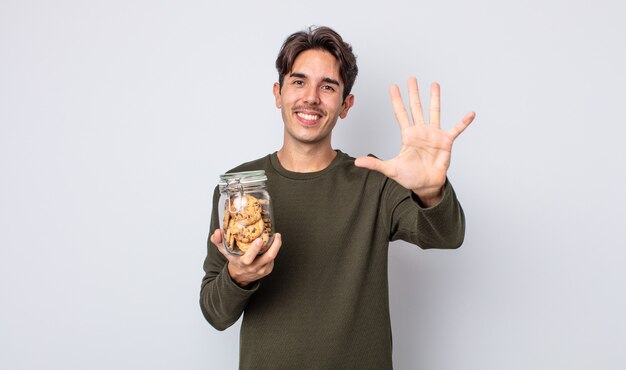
[2,0,625,369]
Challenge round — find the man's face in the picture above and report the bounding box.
[273,49,354,147]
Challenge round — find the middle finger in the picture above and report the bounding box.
[408,77,425,126]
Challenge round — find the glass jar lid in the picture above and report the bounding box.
[218,170,267,189]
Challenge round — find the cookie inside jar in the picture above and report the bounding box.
[218,171,274,256]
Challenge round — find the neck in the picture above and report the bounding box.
[276,144,337,173]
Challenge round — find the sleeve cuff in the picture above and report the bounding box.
[410,179,453,210]
[217,263,260,295]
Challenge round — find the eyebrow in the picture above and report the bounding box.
[289,72,341,87]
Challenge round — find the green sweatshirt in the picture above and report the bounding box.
[200,150,465,369]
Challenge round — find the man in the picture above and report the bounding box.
[200,26,475,369]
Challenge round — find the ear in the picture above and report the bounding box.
[339,94,354,119]
[273,82,281,108]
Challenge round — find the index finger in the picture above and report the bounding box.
[210,229,223,247]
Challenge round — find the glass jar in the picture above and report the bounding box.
[218,170,274,256]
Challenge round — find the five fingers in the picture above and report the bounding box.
[392,77,474,138]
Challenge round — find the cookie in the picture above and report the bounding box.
[222,192,272,254]
[230,194,262,226]
[236,232,271,254]
[231,217,264,243]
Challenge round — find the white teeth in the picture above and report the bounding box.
[297,112,319,121]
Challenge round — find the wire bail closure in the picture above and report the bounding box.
[226,178,245,214]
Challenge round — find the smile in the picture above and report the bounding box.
[297,112,321,121]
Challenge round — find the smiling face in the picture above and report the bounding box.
[273,49,354,149]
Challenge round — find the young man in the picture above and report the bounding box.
[200,26,475,369]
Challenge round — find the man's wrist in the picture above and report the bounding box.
[227,263,253,288]
[412,186,444,208]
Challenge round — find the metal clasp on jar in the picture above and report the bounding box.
[225,178,245,214]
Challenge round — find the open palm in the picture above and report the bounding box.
[355,77,475,206]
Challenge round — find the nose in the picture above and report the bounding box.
[303,85,321,105]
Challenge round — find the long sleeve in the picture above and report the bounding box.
[199,186,259,331]
[384,178,465,249]
[198,152,468,368]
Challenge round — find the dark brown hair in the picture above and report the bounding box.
[275,26,358,100]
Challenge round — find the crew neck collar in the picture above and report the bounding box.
[269,150,346,180]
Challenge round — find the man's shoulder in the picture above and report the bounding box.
[332,150,389,185]
[225,154,273,174]
[335,151,383,174]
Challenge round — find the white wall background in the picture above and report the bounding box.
[2,1,625,369]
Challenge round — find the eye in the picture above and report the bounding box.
[322,85,336,92]
[292,80,304,86]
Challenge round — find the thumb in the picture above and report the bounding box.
[354,156,393,176]
[241,238,264,264]
[210,229,223,247]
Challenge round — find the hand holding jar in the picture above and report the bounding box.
[209,228,282,287]
[211,170,282,287]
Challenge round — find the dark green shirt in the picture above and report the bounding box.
[200,150,465,369]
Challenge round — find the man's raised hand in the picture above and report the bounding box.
[354,77,475,207]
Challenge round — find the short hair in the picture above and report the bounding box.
[275,26,358,100]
